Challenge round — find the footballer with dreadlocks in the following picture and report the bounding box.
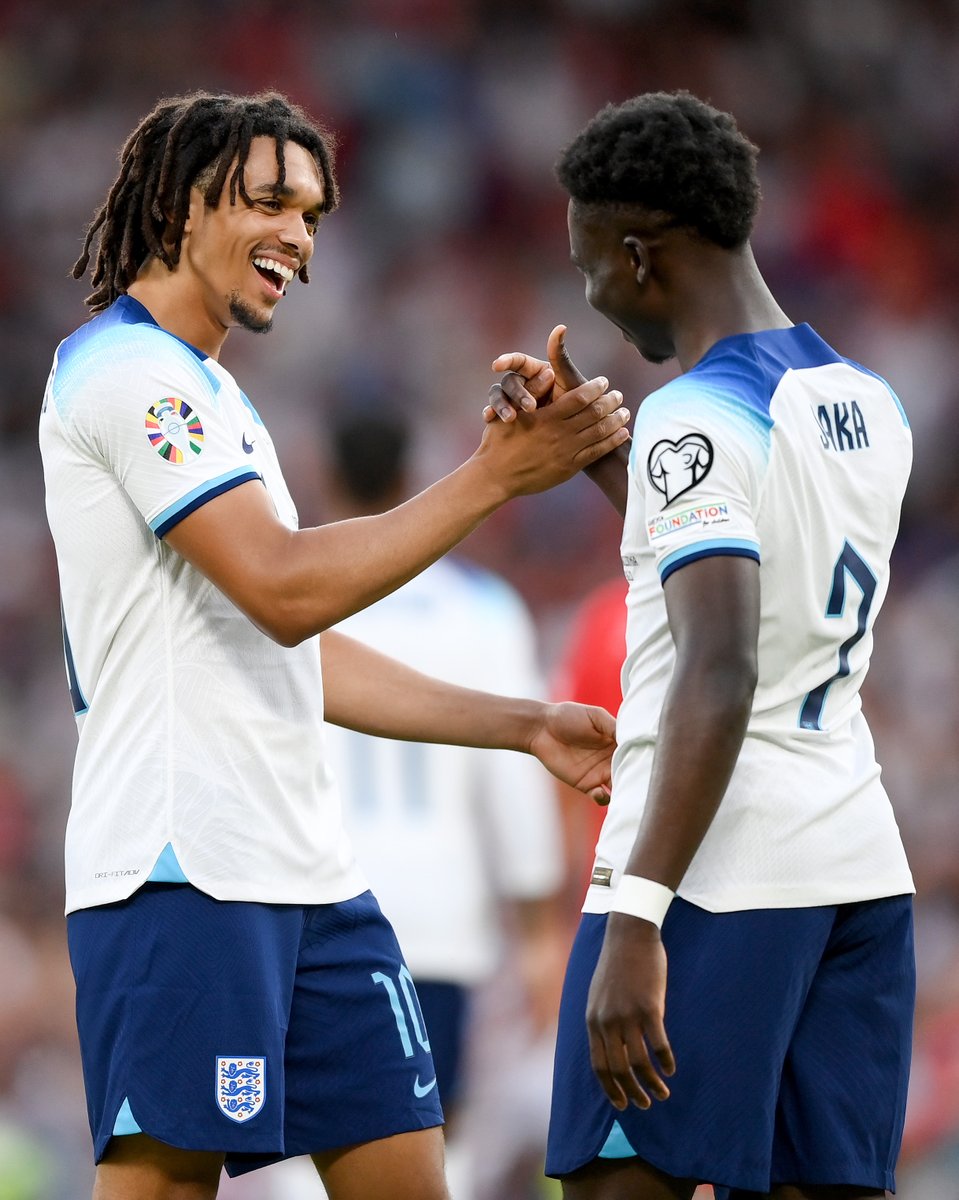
[39,89,631,1200]
[489,90,915,1200]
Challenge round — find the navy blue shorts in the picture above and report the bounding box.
[414,981,470,1111]
[546,894,915,1195]
[67,885,443,1176]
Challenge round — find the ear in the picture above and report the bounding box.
[181,187,207,236]
[623,235,650,285]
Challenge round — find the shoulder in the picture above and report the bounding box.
[51,300,217,423]
[633,326,860,453]
[639,351,777,436]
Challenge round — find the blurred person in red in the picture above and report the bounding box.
[552,580,628,902]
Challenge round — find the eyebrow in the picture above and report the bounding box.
[249,181,294,198]
[249,181,324,213]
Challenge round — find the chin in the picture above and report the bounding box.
[229,294,274,335]
[620,327,673,366]
[639,347,674,366]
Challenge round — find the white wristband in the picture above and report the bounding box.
[609,875,674,928]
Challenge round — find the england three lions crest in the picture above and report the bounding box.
[216,1056,265,1122]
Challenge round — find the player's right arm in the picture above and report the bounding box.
[584,551,759,1110]
[320,629,616,802]
[582,370,767,1110]
[165,375,628,646]
[489,325,631,516]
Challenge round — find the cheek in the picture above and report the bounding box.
[583,272,604,309]
[585,276,616,317]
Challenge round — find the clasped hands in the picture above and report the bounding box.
[487,323,601,422]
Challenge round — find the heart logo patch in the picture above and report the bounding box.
[647,434,714,506]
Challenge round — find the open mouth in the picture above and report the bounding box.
[252,256,295,298]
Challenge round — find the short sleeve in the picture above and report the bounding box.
[631,378,772,584]
[57,326,261,538]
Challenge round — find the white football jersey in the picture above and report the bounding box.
[327,559,564,984]
[586,324,915,915]
[40,296,367,913]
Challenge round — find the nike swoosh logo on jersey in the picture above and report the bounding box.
[242,434,255,453]
[413,1074,437,1098]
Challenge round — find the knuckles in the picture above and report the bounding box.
[502,371,529,399]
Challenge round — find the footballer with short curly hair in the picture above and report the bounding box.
[489,91,915,1200]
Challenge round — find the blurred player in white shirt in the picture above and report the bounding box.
[324,410,569,1198]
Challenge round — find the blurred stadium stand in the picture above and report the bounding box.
[1,1,958,1194]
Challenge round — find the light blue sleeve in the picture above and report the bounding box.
[55,324,260,538]
[631,377,771,583]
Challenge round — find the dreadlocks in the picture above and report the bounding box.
[73,90,339,313]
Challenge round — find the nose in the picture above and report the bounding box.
[279,212,315,264]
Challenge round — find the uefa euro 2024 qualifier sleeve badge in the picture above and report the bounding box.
[145,398,205,464]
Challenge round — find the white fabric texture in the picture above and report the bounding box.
[41,297,366,913]
[586,325,915,915]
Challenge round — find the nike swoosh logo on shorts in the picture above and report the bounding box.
[413,1074,437,1098]
[242,434,255,453]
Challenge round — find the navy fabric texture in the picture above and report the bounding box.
[68,885,444,1173]
[546,895,914,1194]
[414,981,470,1111]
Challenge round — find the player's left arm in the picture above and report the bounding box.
[320,630,615,803]
[585,551,760,1110]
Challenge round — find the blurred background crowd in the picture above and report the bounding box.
[0,0,958,1195]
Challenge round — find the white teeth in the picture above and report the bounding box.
[253,257,296,283]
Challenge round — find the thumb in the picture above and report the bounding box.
[548,324,587,390]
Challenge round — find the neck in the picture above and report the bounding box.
[671,244,792,372]
[128,263,229,359]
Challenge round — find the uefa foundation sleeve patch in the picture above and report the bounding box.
[145,398,205,463]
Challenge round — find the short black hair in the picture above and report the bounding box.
[556,91,760,249]
[73,90,339,312]
[330,408,410,508]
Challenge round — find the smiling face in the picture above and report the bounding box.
[176,136,326,344]
[567,200,675,365]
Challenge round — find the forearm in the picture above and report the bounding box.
[321,630,542,750]
[583,440,631,517]
[167,377,629,647]
[275,457,509,639]
[168,456,509,647]
[623,659,754,889]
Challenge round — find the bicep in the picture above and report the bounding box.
[319,630,381,730]
[164,479,298,635]
[663,553,760,675]
[320,629,443,736]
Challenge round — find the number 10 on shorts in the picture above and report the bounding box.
[372,967,431,1057]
